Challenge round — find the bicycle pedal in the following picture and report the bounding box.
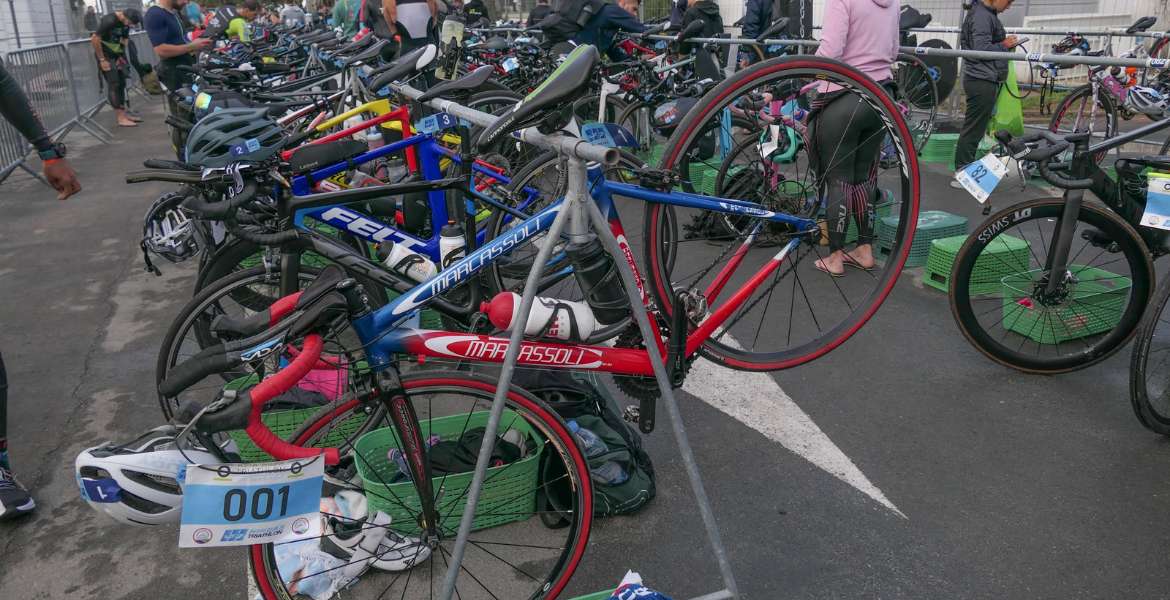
[622,405,641,425]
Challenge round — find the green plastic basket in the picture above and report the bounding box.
[353,409,543,535]
[569,591,616,600]
[923,234,1030,294]
[223,375,369,463]
[1001,265,1131,344]
[920,133,959,166]
[875,210,968,268]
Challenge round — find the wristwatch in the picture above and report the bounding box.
[38,143,66,162]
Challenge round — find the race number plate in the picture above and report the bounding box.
[502,57,520,73]
[1142,172,1170,230]
[954,153,1008,204]
[416,112,459,135]
[581,122,639,149]
[179,458,322,548]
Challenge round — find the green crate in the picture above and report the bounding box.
[920,133,959,166]
[923,234,1030,293]
[223,374,369,463]
[353,409,543,535]
[570,591,616,600]
[1001,265,1131,344]
[875,210,968,268]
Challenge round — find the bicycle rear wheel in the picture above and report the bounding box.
[1049,84,1118,164]
[950,198,1153,373]
[645,56,921,371]
[249,370,593,600]
[1131,275,1170,434]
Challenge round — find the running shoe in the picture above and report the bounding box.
[0,467,35,521]
[320,511,431,571]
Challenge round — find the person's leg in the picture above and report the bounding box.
[0,350,36,520]
[812,93,882,273]
[104,64,135,127]
[954,78,998,170]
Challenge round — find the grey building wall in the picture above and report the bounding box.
[0,0,89,53]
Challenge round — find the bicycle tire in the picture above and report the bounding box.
[1129,274,1170,433]
[950,197,1154,373]
[156,265,322,420]
[1049,84,1118,164]
[644,55,921,371]
[249,370,594,600]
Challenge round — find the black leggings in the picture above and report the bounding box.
[103,63,128,110]
[809,90,885,251]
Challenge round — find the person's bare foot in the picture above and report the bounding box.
[844,244,876,270]
[126,114,143,123]
[815,251,846,276]
[117,119,138,127]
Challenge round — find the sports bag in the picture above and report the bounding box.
[512,369,656,523]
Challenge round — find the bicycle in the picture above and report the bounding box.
[147,46,920,599]
[949,122,1170,373]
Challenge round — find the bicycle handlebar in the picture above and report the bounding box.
[994,129,1095,190]
[181,180,260,220]
[244,333,339,464]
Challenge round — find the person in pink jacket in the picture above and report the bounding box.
[809,0,898,277]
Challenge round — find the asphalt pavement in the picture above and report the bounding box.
[2,102,1170,600]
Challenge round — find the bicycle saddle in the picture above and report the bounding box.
[418,65,497,102]
[675,19,706,43]
[483,36,511,51]
[342,38,389,67]
[755,17,789,43]
[474,44,598,152]
[1127,16,1157,34]
[368,44,439,91]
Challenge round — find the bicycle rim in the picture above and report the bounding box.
[646,56,920,371]
[249,371,593,600]
[950,198,1153,373]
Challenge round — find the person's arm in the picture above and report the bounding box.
[382,0,397,34]
[609,6,645,33]
[968,12,1010,52]
[90,31,109,71]
[427,0,438,20]
[0,62,80,199]
[814,0,847,60]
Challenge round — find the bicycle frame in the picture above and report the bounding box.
[293,163,817,373]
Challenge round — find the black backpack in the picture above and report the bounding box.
[538,0,609,45]
[512,369,656,523]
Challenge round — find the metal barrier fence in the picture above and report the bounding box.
[0,32,152,186]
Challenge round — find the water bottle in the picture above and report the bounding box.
[343,116,368,142]
[481,292,599,342]
[610,571,673,600]
[438,224,466,270]
[378,243,437,283]
[590,461,629,485]
[566,420,607,457]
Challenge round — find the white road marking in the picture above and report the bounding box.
[684,353,906,519]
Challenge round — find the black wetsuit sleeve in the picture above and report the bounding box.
[0,61,52,152]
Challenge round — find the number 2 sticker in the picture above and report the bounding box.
[179,458,323,548]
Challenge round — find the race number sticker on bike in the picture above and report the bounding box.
[1141,172,1170,230]
[955,153,1008,204]
[415,112,458,135]
[178,458,323,548]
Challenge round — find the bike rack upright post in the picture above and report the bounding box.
[396,82,741,600]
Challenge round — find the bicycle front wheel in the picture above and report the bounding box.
[249,370,593,600]
[950,198,1153,373]
[645,55,921,371]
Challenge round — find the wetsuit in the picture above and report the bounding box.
[94,13,132,110]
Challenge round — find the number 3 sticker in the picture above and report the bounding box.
[179,458,323,548]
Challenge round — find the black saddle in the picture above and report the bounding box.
[1127,16,1157,34]
[418,65,497,102]
[755,17,790,43]
[474,44,598,152]
[367,44,439,91]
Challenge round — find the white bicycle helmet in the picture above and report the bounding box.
[75,426,220,526]
[1130,86,1169,116]
[143,192,201,264]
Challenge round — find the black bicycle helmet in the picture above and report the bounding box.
[184,108,284,168]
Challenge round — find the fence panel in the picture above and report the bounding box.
[5,44,76,136]
[65,40,103,114]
